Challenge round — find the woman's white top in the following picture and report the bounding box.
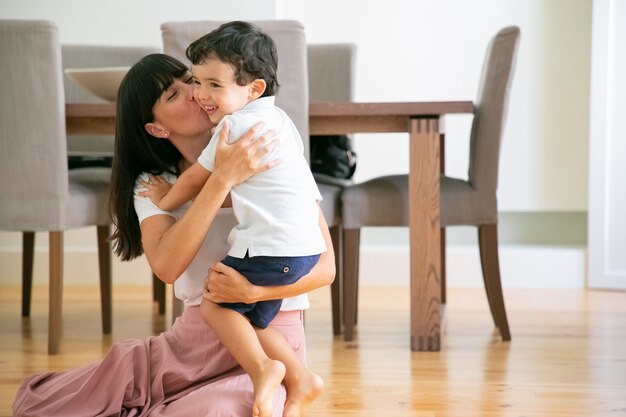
[134,172,309,310]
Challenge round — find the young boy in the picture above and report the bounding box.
[142,21,325,417]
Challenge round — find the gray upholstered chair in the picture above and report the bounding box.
[63,45,161,159]
[307,43,356,334]
[307,44,356,104]
[161,21,346,330]
[60,44,170,314]
[340,26,520,341]
[0,20,113,354]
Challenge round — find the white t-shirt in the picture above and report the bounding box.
[197,96,326,258]
[134,171,309,310]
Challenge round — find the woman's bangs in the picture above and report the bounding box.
[132,54,189,105]
[150,55,189,94]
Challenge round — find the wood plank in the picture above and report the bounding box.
[2,286,626,416]
[309,115,409,134]
[308,101,473,116]
[66,117,116,135]
[65,103,116,117]
[65,102,474,135]
[409,118,442,351]
[47,231,63,355]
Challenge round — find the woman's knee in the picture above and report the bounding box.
[269,311,307,362]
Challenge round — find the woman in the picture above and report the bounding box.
[12,54,334,417]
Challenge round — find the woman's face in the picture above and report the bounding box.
[151,73,215,137]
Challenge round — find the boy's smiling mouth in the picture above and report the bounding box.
[202,105,217,116]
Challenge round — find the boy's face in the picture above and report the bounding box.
[191,58,255,124]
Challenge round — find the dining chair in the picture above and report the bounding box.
[161,20,346,330]
[307,43,357,334]
[339,26,520,342]
[61,44,170,314]
[0,20,113,354]
[63,44,160,160]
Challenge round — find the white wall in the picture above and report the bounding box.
[283,0,591,211]
[0,0,592,287]
[0,0,277,45]
[0,0,591,211]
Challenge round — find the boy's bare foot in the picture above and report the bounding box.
[252,359,286,417]
[283,371,324,417]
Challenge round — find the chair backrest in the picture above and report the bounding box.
[307,43,356,102]
[0,20,70,231]
[63,44,161,157]
[161,20,310,160]
[307,43,357,187]
[62,45,162,103]
[468,26,520,197]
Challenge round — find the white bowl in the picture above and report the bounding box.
[65,66,130,102]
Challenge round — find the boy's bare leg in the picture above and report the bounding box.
[256,325,324,417]
[201,299,285,417]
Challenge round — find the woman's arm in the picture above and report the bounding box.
[204,207,336,303]
[142,122,278,283]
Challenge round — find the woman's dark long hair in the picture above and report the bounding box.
[109,54,188,261]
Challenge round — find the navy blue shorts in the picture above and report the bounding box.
[220,252,320,328]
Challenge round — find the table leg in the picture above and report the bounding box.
[408,118,442,351]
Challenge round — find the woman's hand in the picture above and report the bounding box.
[202,208,336,303]
[203,261,259,304]
[211,121,280,189]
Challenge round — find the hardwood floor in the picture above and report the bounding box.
[1,284,625,416]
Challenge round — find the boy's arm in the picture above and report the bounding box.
[157,162,211,211]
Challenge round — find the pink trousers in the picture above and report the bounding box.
[13,307,306,417]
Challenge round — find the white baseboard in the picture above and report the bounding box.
[358,244,587,288]
[0,244,587,288]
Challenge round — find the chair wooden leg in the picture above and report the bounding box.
[22,231,35,317]
[153,273,166,315]
[97,225,112,335]
[439,133,447,305]
[354,233,360,327]
[152,274,158,301]
[171,290,184,325]
[342,228,360,341]
[440,227,446,304]
[329,225,342,335]
[478,224,511,341]
[48,231,63,355]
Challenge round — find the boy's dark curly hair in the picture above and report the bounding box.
[186,21,279,97]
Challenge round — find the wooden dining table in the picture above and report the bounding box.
[66,100,474,351]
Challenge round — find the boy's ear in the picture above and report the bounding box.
[145,122,170,139]
[249,79,267,99]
